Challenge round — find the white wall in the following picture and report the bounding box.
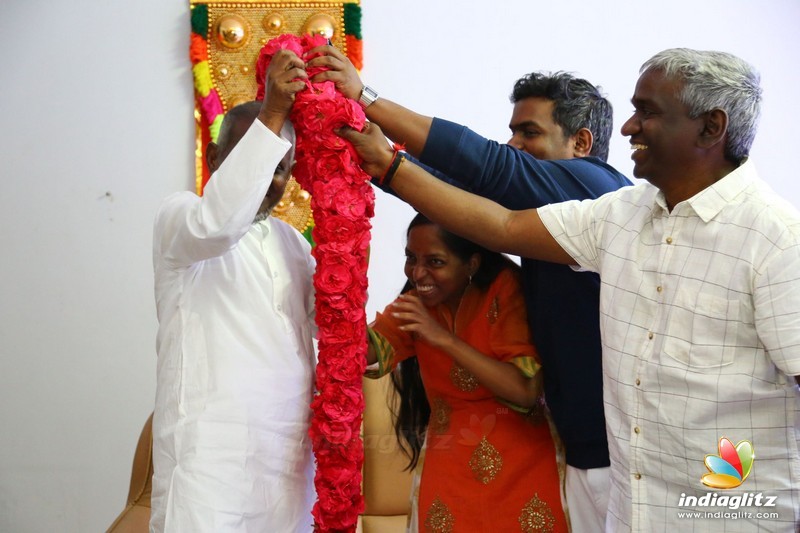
[0,1,797,531]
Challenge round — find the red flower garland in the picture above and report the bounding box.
[257,34,372,532]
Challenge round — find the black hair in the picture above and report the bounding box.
[389,280,429,471]
[511,71,613,162]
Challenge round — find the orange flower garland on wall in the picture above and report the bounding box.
[257,34,371,532]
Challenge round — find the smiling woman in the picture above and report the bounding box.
[402,223,478,314]
[364,213,567,532]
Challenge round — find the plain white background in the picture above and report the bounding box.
[1,1,798,531]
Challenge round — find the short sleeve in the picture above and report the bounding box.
[487,269,539,364]
[538,198,606,273]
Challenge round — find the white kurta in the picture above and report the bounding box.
[150,121,317,532]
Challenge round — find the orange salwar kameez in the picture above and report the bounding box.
[369,268,567,532]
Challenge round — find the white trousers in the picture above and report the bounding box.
[565,465,610,533]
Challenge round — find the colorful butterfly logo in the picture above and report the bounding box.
[701,437,754,489]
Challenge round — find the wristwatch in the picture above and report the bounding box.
[358,85,379,109]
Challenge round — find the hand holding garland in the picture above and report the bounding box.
[258,49,307,135]
[308,45,433,155]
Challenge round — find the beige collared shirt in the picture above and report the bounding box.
[540,160,800,532]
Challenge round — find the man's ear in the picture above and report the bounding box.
[573,128,593,158]
[698,108,728,149]
[206,142,219,173]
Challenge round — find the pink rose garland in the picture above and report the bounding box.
[257,34,373,532]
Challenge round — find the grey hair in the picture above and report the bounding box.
[641,48,762,163]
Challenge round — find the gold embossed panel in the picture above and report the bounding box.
[190,1,362,238]
[207,3,347,111]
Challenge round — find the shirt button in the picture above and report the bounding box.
[634,426,641,434]
[648,332,654,339]
[634,473,642,480]
[635,378,641,386]
[656,286,663,293]
[277,305,283,311]
[666,237,673,244]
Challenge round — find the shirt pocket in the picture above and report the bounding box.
[662,292,740,368]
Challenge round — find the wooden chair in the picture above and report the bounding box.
[106,413,153,532]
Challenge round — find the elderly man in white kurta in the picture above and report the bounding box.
[150,50,317,532]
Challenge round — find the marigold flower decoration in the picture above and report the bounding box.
[256,34,372,532]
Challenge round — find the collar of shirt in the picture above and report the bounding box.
[653,159,758,222]
[253,217,273,236]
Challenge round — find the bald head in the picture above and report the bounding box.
[204,101,297,221]
[207,101,296,172]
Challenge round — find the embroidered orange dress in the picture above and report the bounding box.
[368,268,567,532]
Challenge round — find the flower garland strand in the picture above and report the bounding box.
[257,34,372,532]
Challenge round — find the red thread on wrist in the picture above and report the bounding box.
[379,150,399,186]
[381,152,405,189]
